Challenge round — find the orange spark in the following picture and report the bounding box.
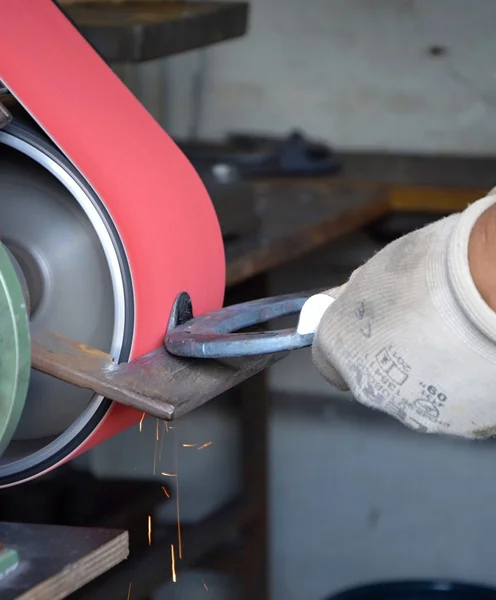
[182,443,197,448]
[162,485,170,498]
[198,441,212,450]
[148,515,152,546]
[153,419,160,474]
[176,482,182,559]
[159,424,165,462]
[161,472,177,477]
[127,582,132,599]
[174,438,183,559]
[139,413,145,432]
[171,544,177,582]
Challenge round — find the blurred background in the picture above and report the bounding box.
[4,1,496,599]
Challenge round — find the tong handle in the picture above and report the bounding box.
[165,290,334,359]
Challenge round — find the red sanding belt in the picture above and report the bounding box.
[0,1,225,473]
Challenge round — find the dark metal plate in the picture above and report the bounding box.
[31,329,284,421]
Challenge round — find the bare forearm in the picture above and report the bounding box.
[469,201,496,311]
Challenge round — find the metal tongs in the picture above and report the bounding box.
[165,290,336,359]
[30,290,336,422]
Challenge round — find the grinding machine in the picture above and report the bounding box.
[0,0,228,488]
[0,0,324,490]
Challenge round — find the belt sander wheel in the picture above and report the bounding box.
[0,122,134,485]
[0,0,225,488]
[0,118,225,488]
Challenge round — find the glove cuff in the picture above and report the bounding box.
[448,194,496,343]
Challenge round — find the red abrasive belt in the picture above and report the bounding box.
[0,1,225,470]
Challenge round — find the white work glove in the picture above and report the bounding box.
[311,194,496,439]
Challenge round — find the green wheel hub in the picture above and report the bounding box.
[0,242,30,460]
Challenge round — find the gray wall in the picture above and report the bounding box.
[132,0,496,154]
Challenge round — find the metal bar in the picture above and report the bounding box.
[31,329,285,420]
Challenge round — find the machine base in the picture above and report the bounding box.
[0,522,128,600]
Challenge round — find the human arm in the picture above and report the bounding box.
[312,194,496,438]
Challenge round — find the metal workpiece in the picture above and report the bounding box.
[165,290,319,359]
[31,329,284,421]
[30,290,325,421]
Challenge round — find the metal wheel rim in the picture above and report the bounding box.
[0,123,133,482]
